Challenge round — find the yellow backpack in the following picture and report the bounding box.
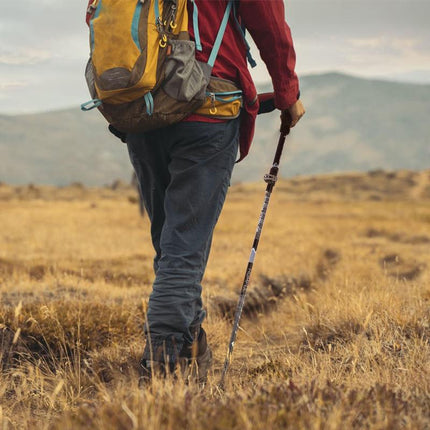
[81,0,244,133]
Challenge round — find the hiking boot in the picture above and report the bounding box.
[179,327,213,384]
[139,328,212,384]
[139,343,176,383]
[140,359,166,378]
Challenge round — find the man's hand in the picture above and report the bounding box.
[288,99,306,127]
[281,100,305,132]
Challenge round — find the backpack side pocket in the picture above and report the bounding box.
[163,40,210,102]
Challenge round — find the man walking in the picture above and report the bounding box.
[126,0,305,381]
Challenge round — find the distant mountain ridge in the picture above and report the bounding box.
[0,72,429,186]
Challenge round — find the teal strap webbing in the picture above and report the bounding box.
[132,2,143,51]
[149,92,154,114]
[81,99,102,111]
[89,0,102,52]
[207,0,233,67]
[191,0,202,51]
[232,1,256,68]
[144,93,154,115]
[144,93,150,115]
[154,0,160,25]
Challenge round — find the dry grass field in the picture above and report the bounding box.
[0,169,429,429]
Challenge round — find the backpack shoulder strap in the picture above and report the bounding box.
[207,0,233,67]
[190,0,238,69]
[232,0,256,68]
[190,0,203,51]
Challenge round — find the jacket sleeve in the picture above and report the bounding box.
[239,0,300,110]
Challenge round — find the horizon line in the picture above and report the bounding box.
[1,70,429,117]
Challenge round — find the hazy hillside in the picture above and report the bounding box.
[0,73,429,186]
[235,73,430,182]
[0,109,127,186]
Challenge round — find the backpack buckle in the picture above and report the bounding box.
[81,98,102,111]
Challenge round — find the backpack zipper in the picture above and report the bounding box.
[207,90,243,114]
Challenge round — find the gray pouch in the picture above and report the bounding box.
[163,39,211,102]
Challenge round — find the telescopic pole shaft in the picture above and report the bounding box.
[219,124,290,388]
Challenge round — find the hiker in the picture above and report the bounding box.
[129,0,304,381]
[84,0,305,381]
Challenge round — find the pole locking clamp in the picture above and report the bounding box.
[263,174,277,184]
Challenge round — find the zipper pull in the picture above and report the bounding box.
[209,93,217,114]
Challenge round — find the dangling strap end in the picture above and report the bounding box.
[144,93,154,116]
[232,0,257,68]
[247,52,257,68]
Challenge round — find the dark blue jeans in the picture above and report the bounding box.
[127,118,239,363]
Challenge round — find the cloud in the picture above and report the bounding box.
[0,48,52,66]
[347,37,423,55]
[0,81,28,90]
[0,81,28,100]
[289,33,430,81]
[1,0,429,113]
[343,37,430,75]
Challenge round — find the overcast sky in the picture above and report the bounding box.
[1,0,429,114]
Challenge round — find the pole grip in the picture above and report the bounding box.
[280,110,292,137]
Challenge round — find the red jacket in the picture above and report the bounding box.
[86,0,299,160]
[186,0,299,160]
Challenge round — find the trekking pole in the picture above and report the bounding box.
[219,113,291,389]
